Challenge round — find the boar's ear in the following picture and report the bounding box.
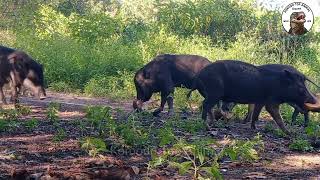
[8,53,25,70]
[283,69,296,84]
[8,53,17,64]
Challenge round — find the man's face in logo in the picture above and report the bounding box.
[281,2,314,36]
[289,11,308,35]
[291,12,306,25]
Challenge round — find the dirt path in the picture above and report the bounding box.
[0,91,320,179]
[20,91,133,112]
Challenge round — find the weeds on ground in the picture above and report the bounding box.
[0,108,20,121]
[80,137,107,157]
[157,125,176,147]
[176,118,206,135]
[15,105,32,116]
[264,122,287,138]
[24,118,39,131]
[148,134,263,179]
[53,128,66,143]
[85,105,116,136]
[116,117,150,148]
[46,102,60,126]
[289,138,313,152]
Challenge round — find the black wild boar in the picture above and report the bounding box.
[133,54,211,116]
[190,60,316,134]
[227,64,320,127]
[0,45,46,103]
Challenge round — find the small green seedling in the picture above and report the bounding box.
[80,137,107,157]
[25,118,39,130]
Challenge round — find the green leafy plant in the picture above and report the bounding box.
[46,102,60,122]
[223,134,264,162]
[75,119,88,136]
[0,109,20,121]
[80,137,107,157]
[85,105,115,136]
[157,126,176,147]
[149,134,263,179]
[115,115,150,147]
[15,105,32,116]
[305,122,320,139]
[24,118,39,130]
[0,119,8,132]
[177,118,206,134]
[53,128,66,143]
[264,122,287,138]
[289,138,313,152]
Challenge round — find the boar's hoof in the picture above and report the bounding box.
[9,97,18,104]
[153,108,162,117]
[205,122,212,131]
[167,110,174,116]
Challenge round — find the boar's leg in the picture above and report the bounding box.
[244,104,255,123]
[0,86,6,104]
[265,104,290,134]
[291,108,299,125]
[9,80,18,104]
[303,112,309,127]
[9,83,19,104]
[167,93,174,116]
[202,97,218,129]
[153,81,174,116]
[250,104,264,129]
[153,92,168,116]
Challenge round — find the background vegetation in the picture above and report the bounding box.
[0,0,319,103]
[1,1,320,178]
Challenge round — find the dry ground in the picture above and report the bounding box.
[0,91,320,179]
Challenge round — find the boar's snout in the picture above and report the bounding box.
[305,88,317,104]
[307,95,317,104]
[304,93,320,111]
[133,99,143,112]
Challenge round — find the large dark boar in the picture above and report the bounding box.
[133,54,211,116]
[190,60,316,134]
[225,64,320,127]
[0,46,46,103]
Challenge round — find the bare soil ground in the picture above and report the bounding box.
[0,91,320,179]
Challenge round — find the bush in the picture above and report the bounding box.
[289,139,313,152]
[84,71,135,99]
[0,0,319,104]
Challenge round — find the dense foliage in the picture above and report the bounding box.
[0,0,319,99]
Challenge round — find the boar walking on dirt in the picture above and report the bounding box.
[0,45,46,103]
[223,64,320,128]
[133,54,211,116]
[189,60,317,134]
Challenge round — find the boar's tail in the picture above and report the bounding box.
[306,78,320,89]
